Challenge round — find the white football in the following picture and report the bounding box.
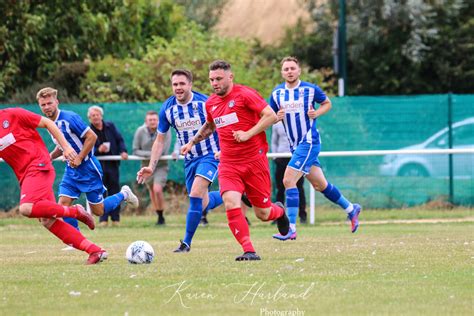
[126,241,154,264]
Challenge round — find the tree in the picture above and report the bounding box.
[0,0,184,101]
[175,0,229,30]
[290,0,474,94]
[81,22,280,102]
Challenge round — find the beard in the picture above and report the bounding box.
[215,85,229,96]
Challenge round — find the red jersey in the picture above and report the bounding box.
[0,108,53,183]
[206,84,269,163]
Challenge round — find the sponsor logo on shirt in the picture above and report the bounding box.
[281,100,304,113]
[175,118,202,132]
[211,105,217,112]
[214,112,239,129]
[0,132,16,151]
[2,120,9,129]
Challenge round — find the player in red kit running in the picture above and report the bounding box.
[0,107,107,264]
[181,60,289,261]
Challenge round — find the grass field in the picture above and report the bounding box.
[0,209,473,315]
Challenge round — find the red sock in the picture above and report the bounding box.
[48,220,101,254]
[265,203,284,221]
[227,208,255,253]
[29,201,78,218]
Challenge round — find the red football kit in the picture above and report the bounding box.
[0,108,103,260]
[0,108,55,203]
[206,84,272,208]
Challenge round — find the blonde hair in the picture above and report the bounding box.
[36,87,58,100]
[280,56,299,66]
[88,105,104,117]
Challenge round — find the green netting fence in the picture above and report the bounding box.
[1,94,473,210]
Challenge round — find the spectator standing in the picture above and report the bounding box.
[133,111,172,225]
[88,105,129,227]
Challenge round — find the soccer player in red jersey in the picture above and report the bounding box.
[181,60,289,261]
[0,107,107,264]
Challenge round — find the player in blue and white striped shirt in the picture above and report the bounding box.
[269,57,361,240]
[37,87,138,235]
[137,69,222,253]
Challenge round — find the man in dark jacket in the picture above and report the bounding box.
[88,105,129,226]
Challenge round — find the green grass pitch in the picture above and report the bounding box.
[0,209,473,315]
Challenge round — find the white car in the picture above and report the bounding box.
[379,117,474,178]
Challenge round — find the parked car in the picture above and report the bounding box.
[380,117,474,178]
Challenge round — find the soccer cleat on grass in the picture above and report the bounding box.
[274,202,290,236]
[75,204,95,230]
[348,204,362,233]
[173,240,190,253]
[235,252,261,261]
[86,250,108,265]
[273,229,297,241]
[121,185,139,208]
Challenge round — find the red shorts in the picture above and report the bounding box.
[20,168,56,204]
[218,154,272,208]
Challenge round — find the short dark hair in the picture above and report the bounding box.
[209,60,231,71]
[171,69,193,82]
[281,56,299,66]
[146,110,158,117]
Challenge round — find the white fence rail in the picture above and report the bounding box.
[2,148,473,224]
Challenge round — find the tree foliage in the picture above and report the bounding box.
[285,0,474,94]
[81,22,330,102]
[0,0,184,101]
[175,0,229,30]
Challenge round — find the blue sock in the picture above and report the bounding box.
[204,191,223,213]
[322,182,352,211]
[63,217,80,231]
[103,192,125,215]
[183,197,203,246]
[286,188,299,232]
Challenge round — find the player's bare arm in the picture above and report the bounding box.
[181,121,216,155]
[276,109,285,121]
[308,98,332,119]
[49,146,63,160]
[71,129,97,167]
[137,133,166,184]
[38,116,77,161]
[233,105,277,142]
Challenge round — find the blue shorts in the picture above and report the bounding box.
[184,154,219,193]
[288,142,322,175]
[59,157,106,204]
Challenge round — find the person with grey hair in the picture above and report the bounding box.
[88,105,129,227]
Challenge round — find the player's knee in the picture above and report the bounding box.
[40,218,55,228]
[283,177,296,188]
[18,204,32,217]
[312,182,325,192]
[223,200,240,210]
[189,187,206,198]
[254,208,268,220]
[91,205,104,216]
[153,185,163,194]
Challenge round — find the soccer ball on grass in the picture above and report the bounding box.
[126,241,154,264]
